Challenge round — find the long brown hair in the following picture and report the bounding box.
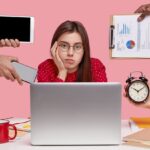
[51,20,92,82]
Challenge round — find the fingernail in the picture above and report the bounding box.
[138,16,142,22]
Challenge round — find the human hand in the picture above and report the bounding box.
[51,41,67,80]
[139,97,150,109]
[0,39,20,48]
[135,4,150,22]
[124,84,150,109]
[0,55,23,85]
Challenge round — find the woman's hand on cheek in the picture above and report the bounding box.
[51,41,67,81]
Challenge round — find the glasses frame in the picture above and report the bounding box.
[58,41,84,53]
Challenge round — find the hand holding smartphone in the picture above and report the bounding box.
[12,62,37,84]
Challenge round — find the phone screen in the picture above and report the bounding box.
[0,16,34,42]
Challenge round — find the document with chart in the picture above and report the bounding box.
[110,14,150,58]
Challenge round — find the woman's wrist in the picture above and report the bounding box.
[57,70,67,81]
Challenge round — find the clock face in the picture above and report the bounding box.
[128,80,149,103]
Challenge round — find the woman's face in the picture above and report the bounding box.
[57,32,84,73]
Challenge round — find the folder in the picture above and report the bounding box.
[130,117,150,128]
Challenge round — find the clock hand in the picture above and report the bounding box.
[138,86,145,92]
[131,87,138,92]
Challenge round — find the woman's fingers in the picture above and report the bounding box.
[51,41,58,58]
[55,48,61,63]
[55,48,65,68]
[51,41,66,72]
[51,41,60,67]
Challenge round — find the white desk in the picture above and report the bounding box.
[0,120,148,150]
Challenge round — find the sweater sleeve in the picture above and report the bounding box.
[91,58,107,82]
[37,59,64,82]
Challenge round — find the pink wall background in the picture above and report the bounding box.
[0,0,150,119]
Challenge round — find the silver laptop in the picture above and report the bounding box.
[30,82,121,145]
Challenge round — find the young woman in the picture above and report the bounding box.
[37,20,107,82]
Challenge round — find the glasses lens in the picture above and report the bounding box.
[59,42,69,51]
[74,43,83,52]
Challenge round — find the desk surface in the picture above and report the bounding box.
[0,120,148,150]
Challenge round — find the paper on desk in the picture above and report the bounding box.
[6,117,30,124]
[6,117,31,132]
[123,128,150,146]
[15,122,31,132]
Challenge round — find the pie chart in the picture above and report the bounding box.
[126,40,135,49]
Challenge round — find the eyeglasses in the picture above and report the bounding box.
[58,41,83,53]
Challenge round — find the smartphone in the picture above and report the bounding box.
[12,62,37,83]
[0,15,34,43]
